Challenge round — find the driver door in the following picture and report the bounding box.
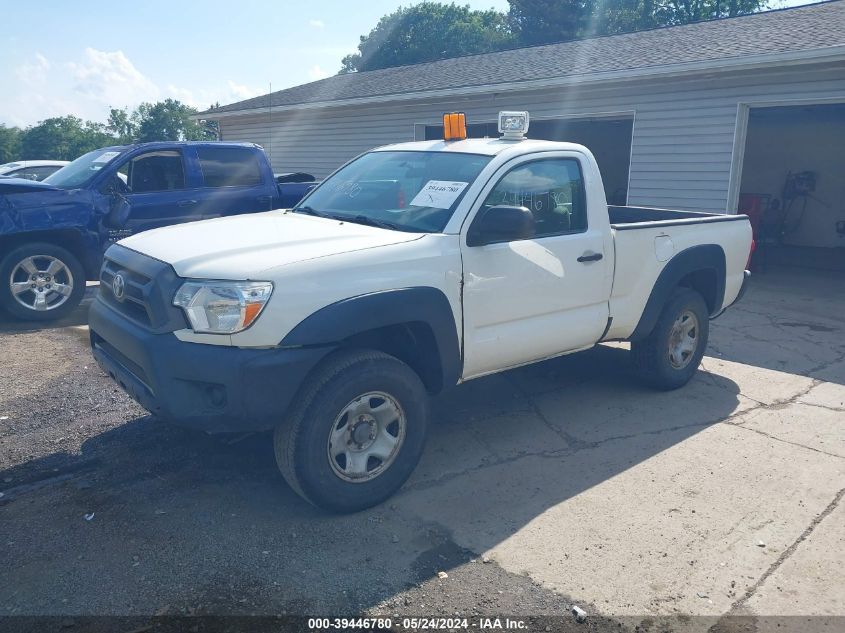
[117,149,196,235]
[460,154,611,379]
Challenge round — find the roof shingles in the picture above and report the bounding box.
[206,2,845,115]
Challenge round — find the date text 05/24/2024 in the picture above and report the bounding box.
[308,618,528,630]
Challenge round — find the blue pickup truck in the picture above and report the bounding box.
[0,141,317,321]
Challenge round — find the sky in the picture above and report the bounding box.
[0,0,813,128]
[0,0,509,127]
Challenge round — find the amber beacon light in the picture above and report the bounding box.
[442,112,467,141]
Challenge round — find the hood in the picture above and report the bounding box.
[119,211,423,279]
[0,178,60,194]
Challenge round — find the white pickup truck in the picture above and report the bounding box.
[89,111,752,513]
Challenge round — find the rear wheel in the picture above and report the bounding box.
[631,288,709,390]
[0,243,86,321]
[274,349,429,513]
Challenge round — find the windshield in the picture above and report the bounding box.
[294,150,492,233]
[43,148,124,188]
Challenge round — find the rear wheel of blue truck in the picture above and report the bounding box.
[0,242,86,322]
[274,349,429,513]
[631,287,710,390]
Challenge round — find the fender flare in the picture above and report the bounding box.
[629,244,726,341]
[281,287,462,391]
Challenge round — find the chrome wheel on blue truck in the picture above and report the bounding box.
[0,243,86,321]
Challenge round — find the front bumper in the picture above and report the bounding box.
[89,297,331,433]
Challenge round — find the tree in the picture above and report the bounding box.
[0,125,22,164]
[107,107,137,144]
[507,0,588,45]
[4,98,219,163]
[340,2,514,73]
[133,99,217,142]
[19,116,114,160]
[507,0,772,46]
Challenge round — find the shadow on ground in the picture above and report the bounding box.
[0,344,742,616]
[4,267,843,618]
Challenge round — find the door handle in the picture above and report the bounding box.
[577,251,604,263]
[177,199,197,207]
[257,195,273,204]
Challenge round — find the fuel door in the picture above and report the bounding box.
[654,234,674,262]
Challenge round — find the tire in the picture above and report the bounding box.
[631,287,710,390]
[274,349,429,513]
[0,242,86,322]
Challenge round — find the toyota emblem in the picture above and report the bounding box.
[112,273,126,301]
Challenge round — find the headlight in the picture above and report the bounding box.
[173,280,273,334]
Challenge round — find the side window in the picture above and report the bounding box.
[482,158,587,238]
[126,150,186,193]
[196,147,262,187]
[99,162,129,195]
[29,166,61,181]
[9,168,37,180]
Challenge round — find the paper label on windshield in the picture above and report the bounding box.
[93,151,121,164]
[410,180,469,209]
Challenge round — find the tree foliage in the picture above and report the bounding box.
[109,100,218,144]
[340,0,772,72]
[507,0,585,45]
[340,2,514,73]
[1,100,220,162]
[0,125,22,164]
[134,99,218,143]
[509,0,770,45]
[19,116,114,161]
[107,107,136,144]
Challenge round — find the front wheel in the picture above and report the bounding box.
[274,349,429,513]
[0,243,86,321]
[631,288,710,390]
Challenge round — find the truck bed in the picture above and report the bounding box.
[604,205,753,341]
[608,205,748,229]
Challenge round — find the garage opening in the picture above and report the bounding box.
[423,116,634,205]
[739,103,845,272]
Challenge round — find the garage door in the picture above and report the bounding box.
[739,103,845,271]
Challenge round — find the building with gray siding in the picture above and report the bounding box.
[201,1,845,257]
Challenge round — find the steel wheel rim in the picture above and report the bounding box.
[327,391,407,483]
[9,255,74,312]
[668,309,699,369]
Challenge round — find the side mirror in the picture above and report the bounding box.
[467,205,535,247]
[104,194,131,229]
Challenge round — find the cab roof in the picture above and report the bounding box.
[374,137,588,156]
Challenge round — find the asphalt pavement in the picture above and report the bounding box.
[1,271,843,632]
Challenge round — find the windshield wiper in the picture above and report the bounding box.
[293,205,326,217]
[344,215,411,232]
[295,208,414,232]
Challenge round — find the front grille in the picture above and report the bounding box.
[98,244,187,333]
[101,260,153,325]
